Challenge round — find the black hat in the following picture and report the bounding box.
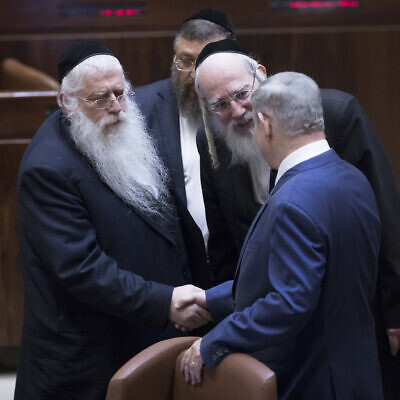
[58,40,114,82]
[184,8,234,35]
[195,39,250,70]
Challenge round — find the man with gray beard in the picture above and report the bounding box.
[135,9,235,250]
[15,40,210,400]
[195,39,400,400]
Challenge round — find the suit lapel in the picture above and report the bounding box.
[155,85,187,205]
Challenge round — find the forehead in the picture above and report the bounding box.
[82,68,124,94]
[197,54,253,100]
[175,37,224,59]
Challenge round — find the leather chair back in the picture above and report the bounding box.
[106,337,277,400]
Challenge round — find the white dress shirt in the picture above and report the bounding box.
[179,114,209,246]
[275,139,331,186]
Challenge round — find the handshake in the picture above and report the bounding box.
[168,285,211,332]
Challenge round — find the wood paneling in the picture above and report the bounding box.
[0,143,28,346]
[0,94,57,346]
[0,0,399,34]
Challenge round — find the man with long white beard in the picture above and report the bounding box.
[15,40,211,400]
[194,39,400,400]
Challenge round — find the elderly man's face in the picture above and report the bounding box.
[77,69,126,125]
[197,57,258,137]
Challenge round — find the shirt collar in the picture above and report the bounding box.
[275,139,330,185]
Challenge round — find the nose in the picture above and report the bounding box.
[230,100,246,119]
[107,94,123,114]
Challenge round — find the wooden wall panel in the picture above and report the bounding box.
[0,143,28,346]
[0,0,399,34]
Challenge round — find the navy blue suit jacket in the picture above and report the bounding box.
[202,150,383,400]
[15,111,206,400]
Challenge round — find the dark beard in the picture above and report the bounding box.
[171,64,202,123]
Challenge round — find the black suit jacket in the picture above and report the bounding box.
[135,78,187,204]
[15,111,207,400]
[197,89,400,330]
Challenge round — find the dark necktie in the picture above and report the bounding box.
[269,168,278,193]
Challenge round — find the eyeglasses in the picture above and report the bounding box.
[208,69,257,116]
[79,90,133,109]
[173,56,195,72]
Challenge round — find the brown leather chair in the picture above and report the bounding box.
[106,336,277,400]
[0,58,60,91]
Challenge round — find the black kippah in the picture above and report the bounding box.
[58,40,114,82]
[184,8,234,35]
[195,39,250,70]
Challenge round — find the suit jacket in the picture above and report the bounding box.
[202,150,383,400]
[197,88,400,329]
[135,78,186,204]
[15,110,207,400]
[135,79,209,278]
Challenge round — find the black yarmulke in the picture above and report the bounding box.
[184,8,234,35]
[58,40,114,82]
[195,39,250,70]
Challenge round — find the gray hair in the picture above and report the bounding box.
[252,71,324,136]
[57,55,125,109]
[173,19,234,51]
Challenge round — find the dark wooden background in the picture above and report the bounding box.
[1,0,399,347]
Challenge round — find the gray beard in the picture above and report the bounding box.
[211,113,270,201]
[67,97,172,217]
[212,112,262,165]
[171,64,202,123]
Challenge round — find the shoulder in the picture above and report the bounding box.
[135,78,173,108]
[19,110,85,181]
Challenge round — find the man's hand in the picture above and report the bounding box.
[180,338,204,385]
[169,285,211,331]
[387,328,400,356]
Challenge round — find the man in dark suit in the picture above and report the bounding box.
[194,39,400,399]
[182,71,383,400]
[135,9,235,248]
[15,40,210,400]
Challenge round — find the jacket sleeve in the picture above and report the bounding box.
[18,165,173,329]
[325,90,400,327]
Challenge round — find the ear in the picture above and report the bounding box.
[257,64,267,78]
[256,111,273,139]
[58,91,72,115]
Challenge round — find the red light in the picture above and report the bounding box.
[290,1,310,7]
[290,0,358,8]
[99,9,113,16]
[115,9,124,16]
[339,0,359,6]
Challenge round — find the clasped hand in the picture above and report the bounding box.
[169,284,212,331]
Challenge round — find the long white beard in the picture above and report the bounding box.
[212,112,270,202]
[68,97,172,217]
[212,112,261,165]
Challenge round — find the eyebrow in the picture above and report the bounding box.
[177,52,196,59]
[88,87,124,98]
[209,84,251,105]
